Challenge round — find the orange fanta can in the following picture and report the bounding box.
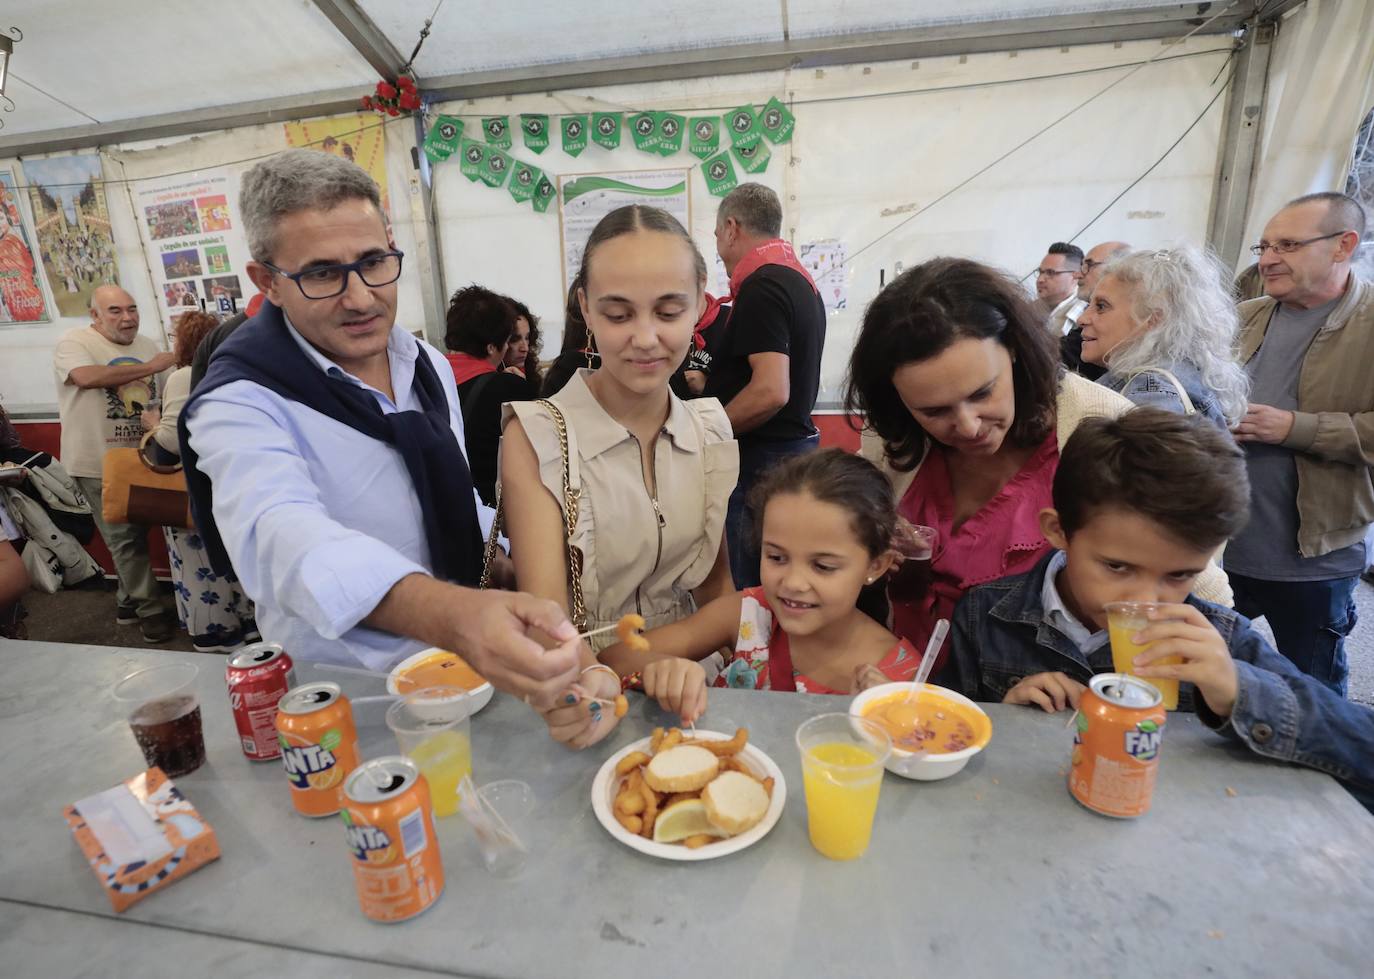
[1068,673,1166,818]
[342,757,445,922]
[275,682,360,817]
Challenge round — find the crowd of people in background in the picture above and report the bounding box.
[2,148,1370,807]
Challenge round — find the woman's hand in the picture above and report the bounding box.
[642,658,708,725]
[538,664,623,750]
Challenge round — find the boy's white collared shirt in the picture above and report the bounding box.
[1040,550,1109,653]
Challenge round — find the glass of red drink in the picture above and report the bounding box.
[887,521,937,603]
[113,664,206,778]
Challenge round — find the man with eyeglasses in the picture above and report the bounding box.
[179,150,582,707]
[1223,191,1372,697]
[1058,240,1130,377]
[1033,242,1082,324]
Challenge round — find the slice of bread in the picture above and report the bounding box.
[701,770,770,836]
[643,745,719,793]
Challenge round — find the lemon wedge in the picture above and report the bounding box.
[652,798,729,844]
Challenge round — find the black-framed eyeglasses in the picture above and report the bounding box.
[1081,258,1105,273]
[1249,232,1347,257]
[262,250,405,299]
[1036,267,1076,277]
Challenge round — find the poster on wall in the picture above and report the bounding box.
[798,238,849,313]
[283,114,390,215]
[0,170,51,326]
[22,153,120,318]
[557,169,691,293]
[131,166,255,334]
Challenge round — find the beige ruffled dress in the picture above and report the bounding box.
[501,370,739,651]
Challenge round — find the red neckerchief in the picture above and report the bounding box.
[691,293,728,350]
[445,351,499,385]
[728,239,819,298]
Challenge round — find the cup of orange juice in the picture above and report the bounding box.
[795,713,891,860]
[386,687,474,818]
[1104,601,1180,710]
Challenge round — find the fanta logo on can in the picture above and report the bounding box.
[1124,720,1163,761]
[281,744,337,788]
[345,823,394,862]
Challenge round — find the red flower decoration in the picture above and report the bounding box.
[361,96,374,110]
[387,106,400,117]
[376,81,397,99]
[398,75,416,91]
[399,91,421,110]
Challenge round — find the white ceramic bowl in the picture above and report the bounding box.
[386,648,495,715]
[849,682,992,781]
[590,730,787,861]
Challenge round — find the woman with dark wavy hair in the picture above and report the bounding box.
[845,259,1138,676]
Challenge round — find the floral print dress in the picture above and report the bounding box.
[715,587,921,694]
[163,526,257,652]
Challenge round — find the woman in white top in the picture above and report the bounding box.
[501,205,739,748]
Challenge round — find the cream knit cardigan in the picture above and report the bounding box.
[858,371,1234,607]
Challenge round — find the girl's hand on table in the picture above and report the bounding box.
[642,658,708,726]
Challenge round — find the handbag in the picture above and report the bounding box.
[480,399,587,632]
[101,432,194,529]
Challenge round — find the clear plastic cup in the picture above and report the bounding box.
[1105,602,1181,710]
[112,663,205,778]
[385,687,473,817]
[889,522,937,603]
[796,713,891,860]
[468,779,534,879]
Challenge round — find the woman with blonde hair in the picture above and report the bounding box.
[1077,245,1249,429]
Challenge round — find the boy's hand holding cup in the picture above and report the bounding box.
[1123,603,1240,719]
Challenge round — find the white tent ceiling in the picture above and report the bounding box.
[3,1,1296,153]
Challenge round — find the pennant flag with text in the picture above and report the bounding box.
[482,116,512,149]
[703,151,740,197]
[727,104,762,150]
[509,161,542,204]
[532,175,557,213]
[562,115,589,157]
[732,139,771,175]
[657,113,686,155]
[459,138,487,182]
[592,113,622,150]
[521,114,550,154]
[759,98,796,144]
[689,117,719,160]
[631,112,661,153]
[423,116,464,163]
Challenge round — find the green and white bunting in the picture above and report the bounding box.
[732,139,771,175]
[759,97,795,144]
[521,114,550,154]
[562,115,589,157]
[423,115,464,163]
[689,117,719,160]
[481,147,511,188]
[482,116,512,149]
[459,138,487,182]
[657,113,686,155]
[532,175,557,213]
[593,113,622,150]
[703,151,739,197]
[631,112,660,153]
[727,104,762,150]
[509,161,542,203]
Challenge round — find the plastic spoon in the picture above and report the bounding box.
[905,618,950,704]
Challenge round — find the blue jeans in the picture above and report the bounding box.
[1228,572,1358,697]
[726,434,820,588]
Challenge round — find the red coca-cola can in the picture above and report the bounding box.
[226,642,296,761]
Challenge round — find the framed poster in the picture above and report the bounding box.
[557,168,691,294]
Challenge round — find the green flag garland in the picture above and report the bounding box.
[459,138,487,182]
[759,97,795,144]
[482,116,512,149]
[532,175,557,213]
[593,113,621,150]
[482,147,511,188]
[732,139,771,174]
[631,112,660,153]
[521,114,549,153]
[562,115,589,157]
[689,117,719,160]
[509,160,542,203]
[423,115,464,163]
[727,104,762,150]
[702,151,739,197]
[657,113,686,155]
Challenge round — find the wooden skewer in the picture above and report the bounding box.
[577,623,621,641]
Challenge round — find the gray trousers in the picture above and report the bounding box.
[74,476,165,619]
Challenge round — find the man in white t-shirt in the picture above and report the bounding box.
[52,284,177,642]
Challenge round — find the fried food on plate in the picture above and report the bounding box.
[644,745,719,794]
[701,771,770,836]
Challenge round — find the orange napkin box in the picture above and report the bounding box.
[63,767,220,912]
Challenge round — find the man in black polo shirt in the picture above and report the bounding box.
[707,183,825,587]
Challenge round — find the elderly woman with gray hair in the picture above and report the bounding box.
[1076,244,1249,429]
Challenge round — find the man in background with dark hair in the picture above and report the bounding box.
[708,183,826,587]
[1226,191,1372,696]
[1034,241,1083,323]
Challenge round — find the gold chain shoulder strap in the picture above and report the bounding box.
[480,400,587,632]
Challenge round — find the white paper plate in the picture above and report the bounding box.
[590,730,787,861]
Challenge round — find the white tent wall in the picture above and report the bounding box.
[0,115,430,415]
[431,36,1232,407]
[1240,0,1374,260]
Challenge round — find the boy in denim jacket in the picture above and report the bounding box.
[947,408,1374,811]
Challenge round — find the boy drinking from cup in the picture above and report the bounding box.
[946,408,1374,811]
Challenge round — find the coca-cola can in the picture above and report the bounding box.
[226,642,296,761]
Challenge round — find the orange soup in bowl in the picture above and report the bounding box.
[862,691,990,754]
[394,651,485,694]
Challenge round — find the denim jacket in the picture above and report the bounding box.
[947,551,1374,811]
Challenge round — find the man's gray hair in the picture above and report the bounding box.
[717,182,782,238]
[239,148,383,262]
